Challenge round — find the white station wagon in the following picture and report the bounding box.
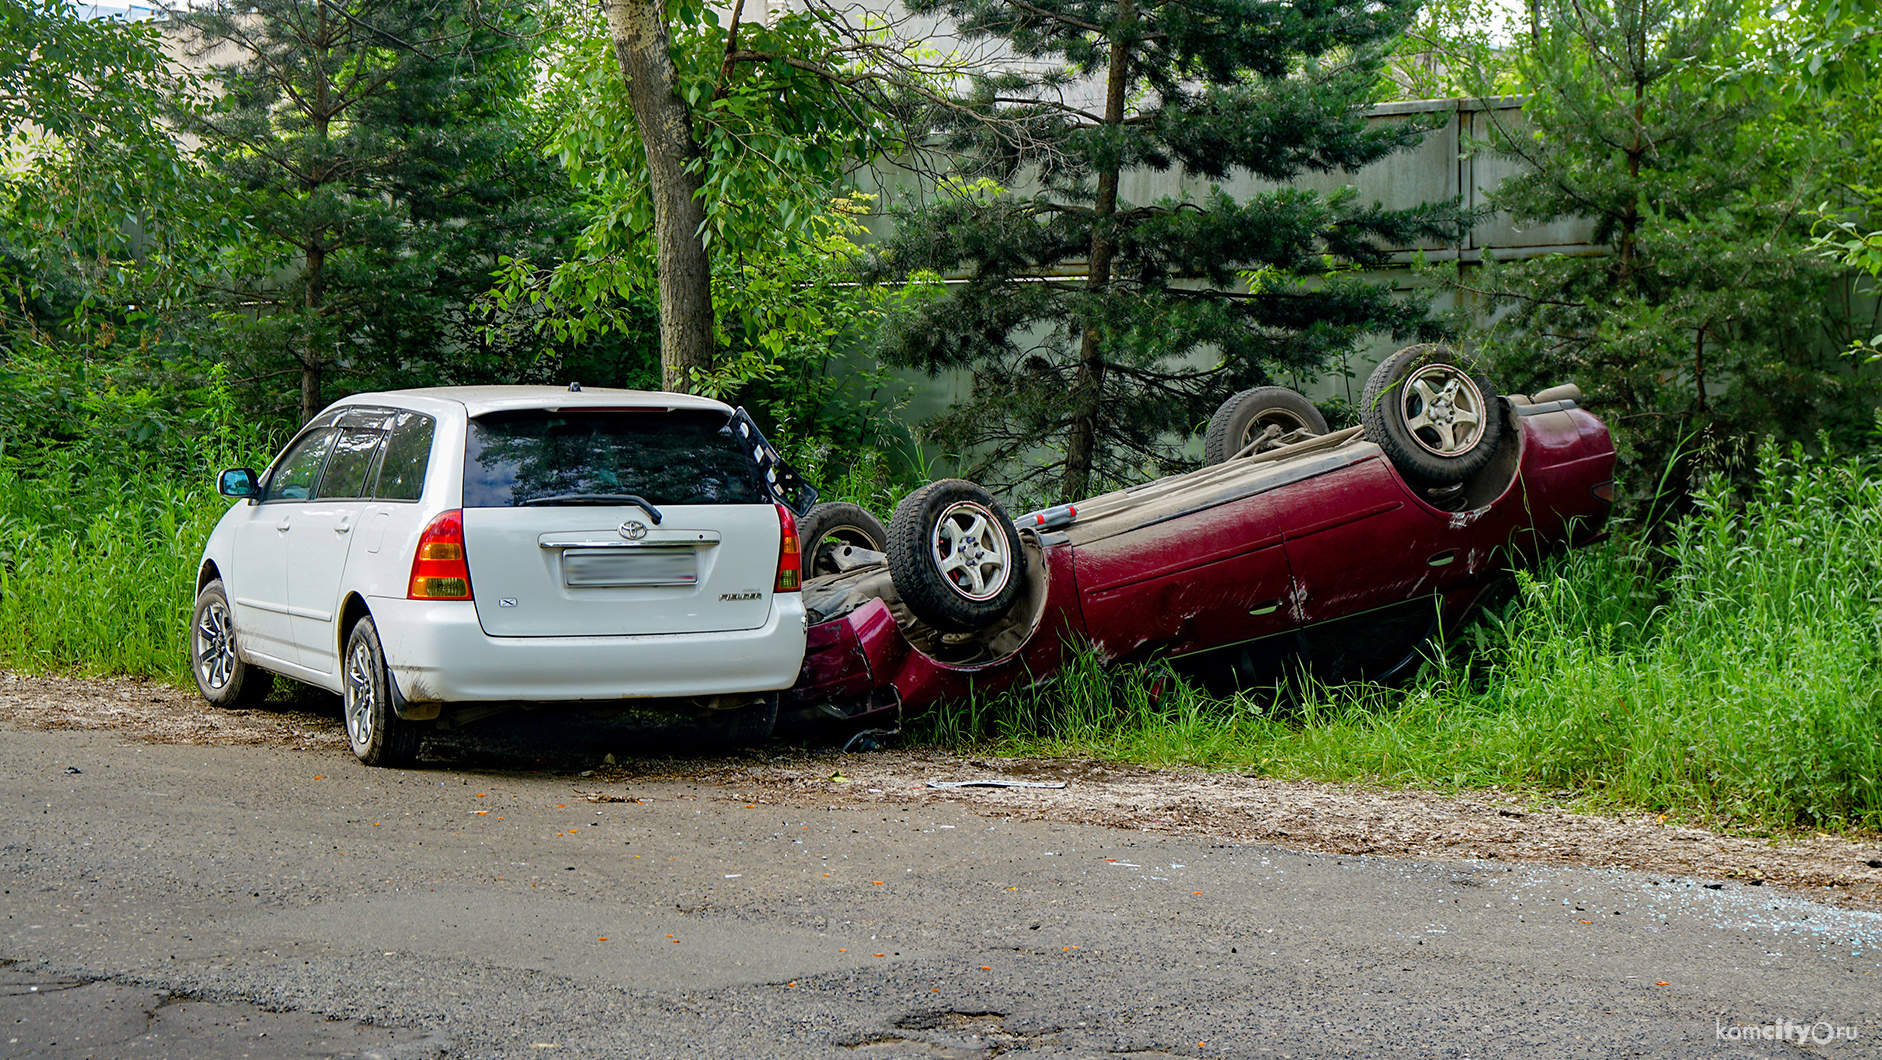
[190,386,811,766]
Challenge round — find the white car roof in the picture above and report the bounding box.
[328,386,733,419]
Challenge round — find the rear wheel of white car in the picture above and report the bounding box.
[1361,344,1503,486]
[797,502,889,578]
[343,616,421,768]
[887,479,1026,633]
[1202,386,1330,465]
[707,695,779,749]
[190,579,274,708]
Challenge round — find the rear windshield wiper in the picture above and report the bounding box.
[519,493,665,523]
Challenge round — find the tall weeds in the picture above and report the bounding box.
[1467,452,1882,827]
[0,366,277,683]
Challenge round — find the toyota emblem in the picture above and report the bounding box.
[618,520,649,541]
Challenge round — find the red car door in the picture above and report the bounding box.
[1280,452,1476,626]
[1072,486,1298,663]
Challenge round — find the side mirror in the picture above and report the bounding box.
[218,467,260,500]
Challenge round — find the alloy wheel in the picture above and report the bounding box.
[930,500,1013,601]
[344,639,377,748]
[1401,363,1488,457]
[195,600,237,691]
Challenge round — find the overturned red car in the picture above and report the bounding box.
[780,345,1615,726]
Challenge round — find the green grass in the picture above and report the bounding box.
[0,454,230,684]
[914,447,1882,832]
[0,396,278,685]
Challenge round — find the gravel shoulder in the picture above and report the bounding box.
[5,668,1879,908]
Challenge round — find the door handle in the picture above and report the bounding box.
[275,517,291,532]
[1427,550,1458,567]
[1248,599,1282,616]
[335,517,354,534]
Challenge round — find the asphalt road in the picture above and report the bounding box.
[2,727,1879,1059]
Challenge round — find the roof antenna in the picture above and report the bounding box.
[568,381,582,392]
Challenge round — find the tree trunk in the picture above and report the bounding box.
[1060,0,1133,502]
[301,241,326,424]
[300,351,322,424]
[302,4,330,425]
[603,0,714,394]
[1618,77,1645,283]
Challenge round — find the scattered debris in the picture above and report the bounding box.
[927,779,1068,790]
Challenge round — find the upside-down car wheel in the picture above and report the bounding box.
[1202,386,1330,465]
[887,479,1026,633]
[1360,343,1503,486]
[796,502,889,578]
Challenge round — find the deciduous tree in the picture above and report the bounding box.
[0,0,208,344]
[494,4,912,461]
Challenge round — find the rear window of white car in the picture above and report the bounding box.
[462,408,770,508]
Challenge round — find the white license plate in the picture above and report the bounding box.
[562,548,697,588]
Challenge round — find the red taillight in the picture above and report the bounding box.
[1591,480,1615,504]
[774,504,802,593]
[408,509,474,600]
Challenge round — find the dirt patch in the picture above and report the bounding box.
[5,668,1880,907]
[672,753,1882,908]
[0,670,348,751]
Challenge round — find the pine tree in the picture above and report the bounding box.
[865,0,1466,501]
[169,0,571,422]
[1470,0,1876,516]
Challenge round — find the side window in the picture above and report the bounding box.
[261,428,337,502]
[312,428,386,500]
[373,412,435,501]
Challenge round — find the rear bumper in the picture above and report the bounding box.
[367,594,808,703]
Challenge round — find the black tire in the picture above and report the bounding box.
[887,479,1027,634]
[1202,386,1330,465]
[1360,344,1503,486]
[797,502,889,578]
[342,616,421,767]
[190,579,274,708]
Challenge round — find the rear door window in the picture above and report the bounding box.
[463,408,766,508]
[312,428,386,500]
[374,412,435,501]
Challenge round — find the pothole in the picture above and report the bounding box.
[894,1010,1008,1032]
[843,1010,1058,1056]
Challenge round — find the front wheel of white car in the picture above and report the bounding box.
[190,579,274,708]
[344,616,421,767]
